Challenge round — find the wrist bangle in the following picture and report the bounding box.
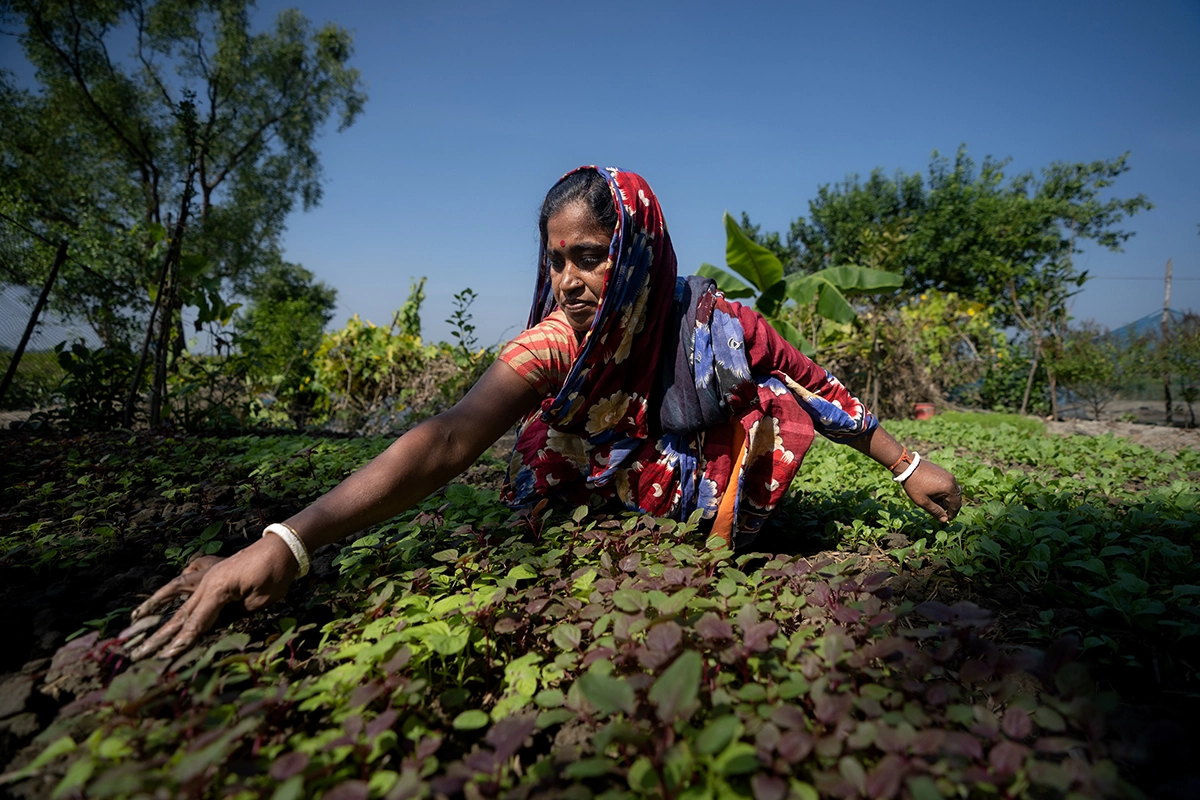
[893,452,921,483]
[263,522,310,577]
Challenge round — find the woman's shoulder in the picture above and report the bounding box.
[499,310,580,396]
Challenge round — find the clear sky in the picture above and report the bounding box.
[6,0,1200,347]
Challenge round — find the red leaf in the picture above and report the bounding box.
[865,753,906,800]
[323,781,369,800]
[777,730,814,762]
[695,612,734,641]
[269,751,309,781]
[1002,707,1033,740]
[751,773,787,800]
[989,740,1029,776]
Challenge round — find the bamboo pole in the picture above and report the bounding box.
[0,240,68,407]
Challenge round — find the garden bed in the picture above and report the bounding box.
[0,417,1197,798]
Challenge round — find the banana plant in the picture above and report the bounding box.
[697,212,904,355]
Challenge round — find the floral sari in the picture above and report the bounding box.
[500,167,876,543]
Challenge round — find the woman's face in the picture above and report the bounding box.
[545,200,613,333]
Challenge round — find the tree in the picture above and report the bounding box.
[0,0,366,425]
[1055,322,1143,421]
[745,146,1152,322]
[235,259,335,426]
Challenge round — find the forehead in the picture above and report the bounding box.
[546,201,612,243]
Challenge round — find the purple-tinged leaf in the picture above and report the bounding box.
[365,709,398,739]
[744,620,779,652]
[874,722,915,753]
[649,650,701,724]
[695,612,734,641]
[813,692,853,725]
[915,600,953,623]
[924,683,949,706]
[755,722,782,760]
[865,753,906,800]
[382,646,412,674]
[1035,736,1083,754]
[646,621,683,655]
[349,680,386,709]
[415,735,443,761]
[526,598,550,615]
[344,715,363,737]
[494,615,524,634]
[910,729,945,755]
[832,606,862,624]
[1002,707,1033,740]
[662,566,692,586]
[770,704,807,730]
[810,583,834,608]
[613,589,646,612]
[838,755,867,794]
[581,647,615,668]
[736,602,760,632]
[464,748,498,773]
[863,637,911,662]
[751,773,787,800]
[269,751,309,781]
[323,780,369,800]
[594,578,618,594]
[959,659,993,684]
[931,638,959,663]
[943,731,983,760]
[487,714,537,762]
[777,729,814,762]
[949,601,992,626]
[618,553,641,572]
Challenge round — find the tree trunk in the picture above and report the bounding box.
[1020,339,1041,416]
[1163,259,1173,426]
[0,240,68,407]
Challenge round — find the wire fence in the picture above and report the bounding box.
[0,218,99,410]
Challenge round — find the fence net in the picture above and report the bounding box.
[0,217,98,411]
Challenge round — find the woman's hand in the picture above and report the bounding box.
[129,534,298,661]
[902,459,962,523]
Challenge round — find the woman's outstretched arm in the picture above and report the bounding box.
[130,360,541,660]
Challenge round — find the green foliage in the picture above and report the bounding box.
[698,212,902,355]
[899,290,1008,402]
[51,341,142,430]
[753,146,1151,315]
[1055,323,1145,420]
[0,0,366,422]
[0,348,64,410]
[236,260,337,428]
[5,421,1197,796]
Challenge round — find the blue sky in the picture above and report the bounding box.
[6,0,1199,347]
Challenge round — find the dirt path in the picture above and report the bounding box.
[1046,417,1200,454]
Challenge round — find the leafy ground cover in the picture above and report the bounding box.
[0,418,1197,799]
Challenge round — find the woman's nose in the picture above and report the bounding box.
[560,263,583,288]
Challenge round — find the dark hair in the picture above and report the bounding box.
[538,168,619,245]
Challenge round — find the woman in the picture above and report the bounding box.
[130,167,960,661]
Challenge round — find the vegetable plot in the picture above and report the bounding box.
[0,420,1196,798]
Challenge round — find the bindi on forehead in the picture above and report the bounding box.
[559,239,565,247]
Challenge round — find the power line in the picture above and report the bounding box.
[1088,276,1200,281]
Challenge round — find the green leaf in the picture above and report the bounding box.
[628,756,659,792]
[724,211,783,292]
[508,563,537,581]
[51,759,94,799]
[452,710,490,730]
[695,715,740,755]
[649,650,701,723]
[577,669,636,716]
[696,264,755,299]
[564,757,615,779]
[817,265,904,294]
[714,741,759,776]
[766,315,810,354]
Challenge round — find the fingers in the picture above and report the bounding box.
[130,569,205,622]
[183,555,224,574]
[130,599,192,660]
[157,589,228,660]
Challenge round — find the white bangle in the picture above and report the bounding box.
[263,523,310,577]
[893,452,921,483]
